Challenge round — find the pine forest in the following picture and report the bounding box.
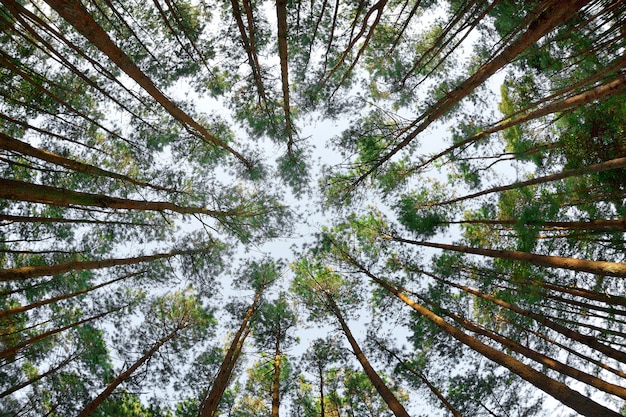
[1,0,626,416]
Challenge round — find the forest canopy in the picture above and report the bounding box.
[1,0,626,416]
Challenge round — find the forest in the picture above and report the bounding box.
[1,0,625,416]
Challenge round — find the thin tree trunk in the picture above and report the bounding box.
[448,218,626,232]
[326,295,411,417]
[271,334,281,417]
[76,324,185,417]
[0,179,234,218]
[276,0,296,156]
[44,0,252,169]
[0,352,78,399]
[431,156,626,207]
[0,270,145,319]
[352,0,591,186]
[412,266,626,363]
[0,306,123,361]
[0,248,197,281]
[412,69,626,173]
[0,214,152,227]
[365,273,621,417]
[388,234,626,277]
[198,287,265,417]
[437,306,626,399]
[0,133,177,193]
[373,338,462,417]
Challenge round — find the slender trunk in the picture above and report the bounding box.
[0,248,199,281]
[326,295,411,417]
[231,0,269,110]
[0,306,123,361]
[432,156,626,207]
[77,324,185,417]
[367,274,621,417]
[276,0,296,155]
[437,307,626,399]
[416,267,626,363]
[319,362,325,417]
[389,235,626,277]
[271,334,281,417]
[0,271,145,319]
[0,214,152,227]
[353,0,591,186]
[373,339,462,417]
[449,218,626,232]
[0,179,231,217]
[410,64,626,174]
[0,133,178,193]
[0,352,78,399]
[44,0,252,169]
[198,288,265,417]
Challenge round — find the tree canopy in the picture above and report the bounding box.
[1,0,625,416]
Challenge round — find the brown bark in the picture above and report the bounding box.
[439,308,626,400]
[373,338,462,417]
[326,295,411,417]
[352,0,592,186]
[0,306,123,361]
[276,0,296,155]
[44,0,252,169]
[0,214,152,227]
[440,277,626,363]
[432,156,626,207]
[411,265,626,362]
[0,133,177,193]
[389,234,626,277]
[76,324,186,417]
[271,333,281,417]
[231,0,269,111]
[0,352,78,399]
[0,179,232,217]
[0,248,196,281]
[366,274,621,417]
[450,218,626,232]
[198,287,265,417]
[0,271,145,319]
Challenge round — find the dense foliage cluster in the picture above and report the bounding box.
[1,0,625,416]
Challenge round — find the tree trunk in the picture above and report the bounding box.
[449,218,626,232]
[0,179,231,217]
[0,270,145,319]
[76,324,184,417]
[0,248,198,281]
[366,274,622,417]
[0,133,177,193]
[431,156,626,207]
[389,235,626,277]
[275,0,296,156]
[353,0,591,186]
[0,306,123,361]
[271,336,281,417]
[412,67,626,174]
[43,0,252,169]
[326,295,411,417]
[198,287,264,417]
